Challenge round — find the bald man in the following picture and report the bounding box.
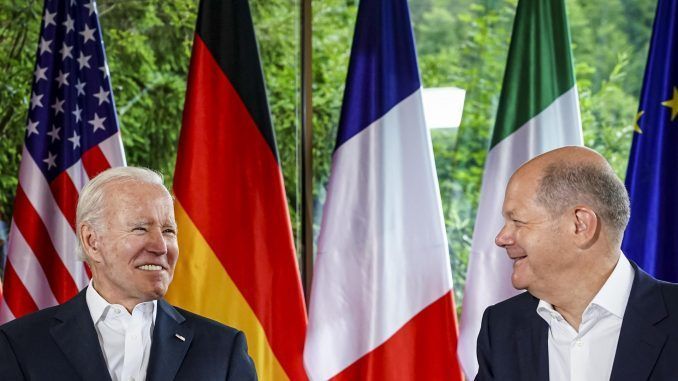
[476,146,678,381]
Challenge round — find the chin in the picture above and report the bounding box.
[143,282,169,300]
[152,286,169,299]
[511,275,529,290]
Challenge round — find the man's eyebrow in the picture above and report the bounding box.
[502,210,517,219]
[128,220,151,227]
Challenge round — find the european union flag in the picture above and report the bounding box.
[623,0,678,281]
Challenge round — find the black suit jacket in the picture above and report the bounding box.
[0,289,257,381]
[476,262,678,380]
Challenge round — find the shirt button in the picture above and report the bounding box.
[575,340,583,347]
[131,334,139,341]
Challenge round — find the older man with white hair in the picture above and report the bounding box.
[0,167,257,381]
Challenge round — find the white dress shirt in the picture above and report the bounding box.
[86,282,157,381]
[537,255,634,381]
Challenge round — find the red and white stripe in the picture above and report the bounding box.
[0,132,125,323]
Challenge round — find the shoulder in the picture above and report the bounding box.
[479,291,540,343]
[484,291,538,322]
[657,278,678,293]
[161,305,256,380]
[629,262,678,313]
[0,303,63,338]
[164,303,253,368]
[476,292,543,378]
[657,279,678,313]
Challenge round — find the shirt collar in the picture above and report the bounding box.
[537,299,561,323]
[589,254,634,319]
[85,280,158,324]
[537,254,635,322]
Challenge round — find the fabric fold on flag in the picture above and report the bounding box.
[622,0,678,281]
[303,0,463,380]
[457,0,583,378]
[165,1,308,380]
[0,0,125,323]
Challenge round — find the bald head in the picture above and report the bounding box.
[513,146,630,243]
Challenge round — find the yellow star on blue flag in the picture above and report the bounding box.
[623,0,678,281]
[661,86,678,121]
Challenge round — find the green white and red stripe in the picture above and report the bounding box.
[458,0,582,378]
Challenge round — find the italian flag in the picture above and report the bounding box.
[457,0,583,378]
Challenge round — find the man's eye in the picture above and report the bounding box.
[132,227,147,232]
[163,229,177,235]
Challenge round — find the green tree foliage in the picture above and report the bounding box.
[99,0,195,185]
[249,0,302,249]
[412,0,518,303]
[0,0,656,300]
[0,0,42,221]
[0,0,196,220]
[567,0,654,177]
[310,0,356,242]
[410,0,654,305]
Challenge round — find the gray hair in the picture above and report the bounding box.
[76,166,166,260]
[536,162,630,240]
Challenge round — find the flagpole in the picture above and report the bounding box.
[300,0,313,305]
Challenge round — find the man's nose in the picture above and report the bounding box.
[147,229,168,254]
[495,225,514,248]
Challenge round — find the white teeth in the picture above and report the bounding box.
[138,264,162,271]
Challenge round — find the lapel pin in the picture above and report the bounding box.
[175,333,186,342]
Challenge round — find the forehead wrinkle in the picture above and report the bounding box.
[128,219,151,226]
[103,189,173,224]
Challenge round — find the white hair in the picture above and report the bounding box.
[75,166,167,261]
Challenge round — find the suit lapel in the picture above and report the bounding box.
[515,297,550,381]
[146,300,193,381]
[50,289,112,381]
[610,263,668,381]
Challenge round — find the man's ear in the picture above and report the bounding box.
[80,223,102,263]
[572,206,599,249]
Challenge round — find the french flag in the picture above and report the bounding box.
[303,0,463,379]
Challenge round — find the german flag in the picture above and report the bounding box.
[166,1,308,380]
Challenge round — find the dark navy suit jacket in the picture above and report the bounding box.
[0,289,257,381]
[476,262,678,381]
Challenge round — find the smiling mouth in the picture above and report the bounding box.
[512,256,527,266]
[137,264,163,271]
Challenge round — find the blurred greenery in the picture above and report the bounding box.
[412,0,518,303]
[0,0,656,305]
[0,0,197,220]
[409,0,653,304]
[0,0,42,223]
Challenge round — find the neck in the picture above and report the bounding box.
[543,253,620,331]
[553,303,587,331]
[90,278,138,313]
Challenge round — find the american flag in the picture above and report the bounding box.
[0,0,125,323]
